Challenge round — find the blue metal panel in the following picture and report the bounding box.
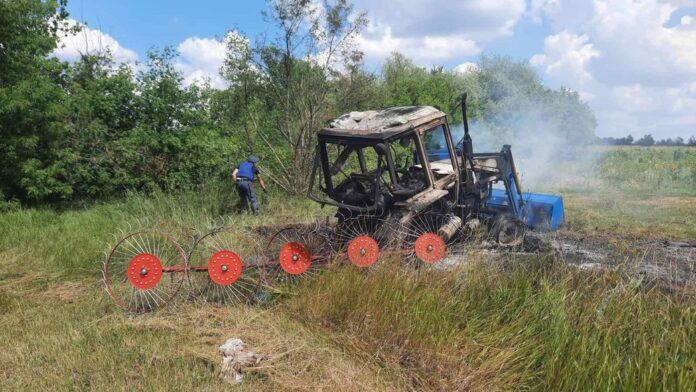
[427,149,449,161]
[486,188,565,231]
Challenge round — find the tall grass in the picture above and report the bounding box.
[289,259,695,390]
[0,186,325,278]
[1,147,694,390]
[529,146,696,239]
[596,147,696,196]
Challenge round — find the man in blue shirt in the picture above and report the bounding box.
[232,155,267,214]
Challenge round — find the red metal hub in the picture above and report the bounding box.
[278,242,312,275]
[127,253,163,289]
[414,233,446,264]
[347,235,379,267]
[208,250,243,286]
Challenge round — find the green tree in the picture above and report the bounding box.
[59,54,139,199]
[0,0,76,202]
[131,48,232,191]
[222,0,368,194]
[380,53,486,124]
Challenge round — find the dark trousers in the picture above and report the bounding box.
[236,179,259,214]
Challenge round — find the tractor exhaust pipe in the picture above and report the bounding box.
[459,93,476,187]
[460,94,474,159]
[437,215,463,241]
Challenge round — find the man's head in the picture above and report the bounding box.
[248,155,259,163]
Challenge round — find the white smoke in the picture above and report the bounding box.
[449,113,599,193]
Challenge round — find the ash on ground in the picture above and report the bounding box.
[440,230,695,288]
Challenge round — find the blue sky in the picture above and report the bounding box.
[58,1,696,139]
[66,0,268,55]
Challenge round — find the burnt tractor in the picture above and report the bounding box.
[102,95,565,312]
[307,95,565,261]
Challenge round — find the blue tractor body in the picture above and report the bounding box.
[428,145,566,232]
[485,188,565,231]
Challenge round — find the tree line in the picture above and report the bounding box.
[597,134,696,147]
[0,0,597,206]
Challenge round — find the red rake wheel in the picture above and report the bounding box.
[104,231,187,312]
[346,235,379,268]
[279,242,312,275]
[414,233,446,264]
[208,250,243,286]
[126,253,163,289]
[329,215,396,268]
[264,223,329,286]
[400,212,460,268]
[188,227,265,304]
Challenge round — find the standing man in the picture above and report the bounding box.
[232,155,266,215]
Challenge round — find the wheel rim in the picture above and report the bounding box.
[208,250,243,286]
[498,221,523,246]
[400,212,459,267]
[330,215,396,267]
[126,253,163,289]
[264,224,328,285]
[414,233,446,264]
[279,242,312,275]
[346,235,379,267]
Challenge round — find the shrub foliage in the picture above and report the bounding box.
[0,0,597,204]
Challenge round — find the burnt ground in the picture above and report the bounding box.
[555,231,695,286]
[454,230,696,288]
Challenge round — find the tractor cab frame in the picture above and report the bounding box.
[308,107,461,216]
[308,98,565,242]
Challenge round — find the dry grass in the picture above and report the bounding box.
[564,192,696,240]
[1,147,695,390]
[0,269,411,391]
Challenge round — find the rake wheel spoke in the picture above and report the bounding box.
[104,231,187,312]
[188,227,266,304]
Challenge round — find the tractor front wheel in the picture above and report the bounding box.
[491,214,525,247]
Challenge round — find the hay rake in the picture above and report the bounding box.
[102,217,460,312]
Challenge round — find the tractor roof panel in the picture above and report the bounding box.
[320,106,446,140]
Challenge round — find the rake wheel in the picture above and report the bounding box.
[187,227,266,304]
[263,223,329,285]
[400,212,460,267]
[104,231,187,312]
[330,215,396,268]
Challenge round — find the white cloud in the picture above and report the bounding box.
[53,20,139,66]
[530,31,599,101]
[175,34,232,89]
[56,23,247,90]
[530,31,599,84]
[356,25,480,65]
[353,0,526,65]
[530,0,696,138]
[454,62,478,74]
[588,0,696,86]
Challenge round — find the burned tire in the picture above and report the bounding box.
[490,214,525,247]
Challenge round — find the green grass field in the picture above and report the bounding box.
[1,147,694,390]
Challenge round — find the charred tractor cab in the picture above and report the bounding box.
[308,96,565,246]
